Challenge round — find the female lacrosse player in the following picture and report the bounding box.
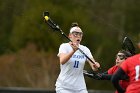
[112,53,140,93]
[84,50,132,93]
[55,22,100,93]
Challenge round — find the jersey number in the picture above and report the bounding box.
[74,61,79,68]
[135,65,140,81]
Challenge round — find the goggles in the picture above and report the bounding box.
[116,54,126,60]
[72,32,83,37]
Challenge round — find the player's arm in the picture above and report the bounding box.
[59,50,75,65]
[111,67,126,93]
[99,72,112,80]
[99,72,128,80]
[58,42,78,65]
[84,70,112,80]
[84,47,100,71]
[87,58,100,71]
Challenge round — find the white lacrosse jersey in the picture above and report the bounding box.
[55,43,93,90]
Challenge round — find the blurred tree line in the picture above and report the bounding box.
[0,0,140,91]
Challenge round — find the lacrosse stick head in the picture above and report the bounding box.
[43,11,60,31]
[43,11,49,20]
[122,37,135,55]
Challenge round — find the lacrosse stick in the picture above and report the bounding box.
[122,37,135,55]
[43,11,97,65]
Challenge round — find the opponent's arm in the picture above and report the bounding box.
[96,71,129,80]
[84,69,129,81]
[84,70,111,80]
[111,68,126,93]
[98,72,112,80]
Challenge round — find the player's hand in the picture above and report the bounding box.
[69,42,79,51]
[83,70,96,78]
[93,62,100,71]
[83,70,102,80]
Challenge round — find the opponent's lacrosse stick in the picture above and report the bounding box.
[122,37,135,55]
[43,11,97,65]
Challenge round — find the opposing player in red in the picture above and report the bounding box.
[112,50,140,93]
[84,50,132,93]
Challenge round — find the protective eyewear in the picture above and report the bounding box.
[116,54,126,60]
[72,32,83,37]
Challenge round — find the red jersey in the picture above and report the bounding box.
[121,54,140,93]
[108,65,118,74]
[108,65,129,93]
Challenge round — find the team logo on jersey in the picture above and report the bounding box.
[72,55,85,59]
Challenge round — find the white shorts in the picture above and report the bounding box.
[56,87,88,93]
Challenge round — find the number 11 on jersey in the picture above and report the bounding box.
[74,61,79,68]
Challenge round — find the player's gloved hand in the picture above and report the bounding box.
[95,73,104,80]
[83,70,95,78]
[83,70,102,80]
